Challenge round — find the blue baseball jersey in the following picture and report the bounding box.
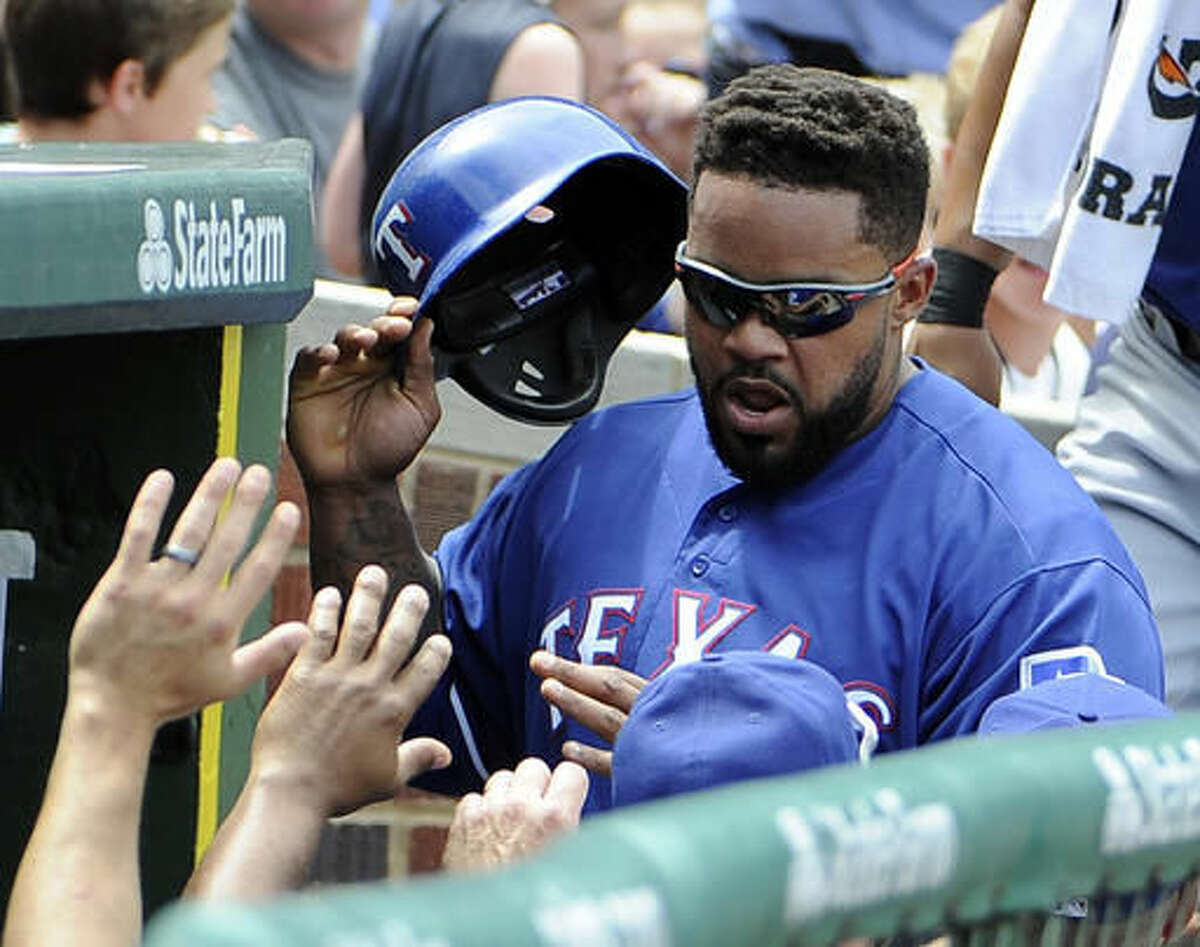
[410,362,1164,810]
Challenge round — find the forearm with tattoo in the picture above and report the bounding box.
[307,480,444,637]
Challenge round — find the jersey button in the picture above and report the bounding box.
[717,503,738,523]
[691,555,710,577]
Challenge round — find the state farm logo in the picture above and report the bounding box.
[137,199,173,293]
[1149,37,1200,120]
[137,196,288,295]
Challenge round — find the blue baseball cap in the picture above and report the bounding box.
[611,652,866,809]
[978,673,1172,734]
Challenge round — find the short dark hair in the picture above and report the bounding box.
[5,0,233,120]
[693,64,930,262]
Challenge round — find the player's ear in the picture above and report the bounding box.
[103,59,148,116]
[892,254,936,325]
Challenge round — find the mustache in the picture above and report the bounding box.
[713,363,805,410]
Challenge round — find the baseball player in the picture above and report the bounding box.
[287,67,1164,812]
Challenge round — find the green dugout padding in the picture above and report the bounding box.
[0,140,312,335]
[147,713,1200,946]
[0,140,313,918]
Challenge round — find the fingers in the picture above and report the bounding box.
[561,741,613,777]
[113,469,175,570]
[161,457,242,569]
[227,621,309,697]
[289,341,339,384]
[530,651,646,715]
[541,677,627,743]
[374,583,428,673]
[510,756,552,798]
[394,633,452,713]
[330,322,381,364]
[191,465,273,583]
[303,586,342,662]
[483,768,513,797]
[220,501,301,628]
[443,757,587,873]
[290,304,418,385]
[545,761,589,818]
[395,736,452,786]
[386,296,419,319]
[333,565,390,662]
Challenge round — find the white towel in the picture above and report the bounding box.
[975,0,1200,322]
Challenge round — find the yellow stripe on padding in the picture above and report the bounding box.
[195,324,244,863]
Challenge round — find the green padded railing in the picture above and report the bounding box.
[145,713,1200,946]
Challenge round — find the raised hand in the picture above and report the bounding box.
[247,570,452,817]
[442,758,588,872]
[5,459,304,947]
[530,651,647,775]
[69,458,305,727]
[286,301,441,491]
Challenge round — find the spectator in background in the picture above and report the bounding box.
[937,5,1094,410]
[599,0,707,185]
[320,0,630,282]
[704,0,995,97]
[906,0,1200,713]
[3,0,233,143]
[621,0,706,77]
[212,0,377,274]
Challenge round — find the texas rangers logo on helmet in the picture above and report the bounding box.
[374,200,431,289]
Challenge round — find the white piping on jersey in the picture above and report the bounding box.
[450,682,490,784]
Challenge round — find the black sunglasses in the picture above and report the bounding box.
[674,241,917,338]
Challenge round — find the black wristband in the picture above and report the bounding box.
[916,247,1000,329]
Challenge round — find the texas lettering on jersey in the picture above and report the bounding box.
[538,586,895,732]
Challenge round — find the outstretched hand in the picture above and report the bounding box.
[68,458,305,728]
[443,758,588,872]
[248,569,453,817]
[530,651,647,775]
[286,300,441,491]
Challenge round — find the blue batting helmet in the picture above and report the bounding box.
[371,96,687,424]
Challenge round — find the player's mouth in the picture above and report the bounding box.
[721,376,796,437]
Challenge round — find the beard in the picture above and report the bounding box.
[689,321,889,491]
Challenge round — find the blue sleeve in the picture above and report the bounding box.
[406,462,541,796]
[920,558,1165,741]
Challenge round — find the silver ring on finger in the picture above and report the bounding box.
[162,543,201,566]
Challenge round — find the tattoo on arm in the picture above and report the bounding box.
[308,489,443,637]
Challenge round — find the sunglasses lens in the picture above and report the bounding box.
[771,291,855,337]
[679,268,748,329]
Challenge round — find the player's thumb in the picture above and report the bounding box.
[396,737,453,788]
[229,621,308,697]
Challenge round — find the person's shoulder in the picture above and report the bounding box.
[892,364,1133,563]
[895,363,1067,475]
